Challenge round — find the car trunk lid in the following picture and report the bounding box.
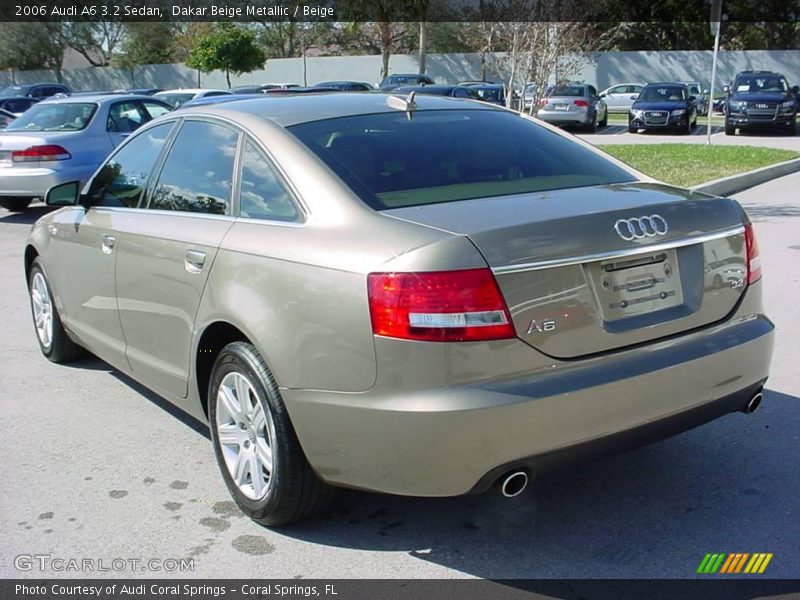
[384,182,748,358]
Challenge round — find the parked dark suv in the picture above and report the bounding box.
[0,83,71,101]
[724,70,798,136]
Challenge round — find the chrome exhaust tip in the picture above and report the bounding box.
[743,392,763,415]
[498,471,529,498]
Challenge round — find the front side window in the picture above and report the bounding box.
[239,142,299,222]
[288,109,635,210]
[86,122,175,208]
[148,120,239,215]
[5,102,96,132]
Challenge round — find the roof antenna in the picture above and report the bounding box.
[387,90,417,114]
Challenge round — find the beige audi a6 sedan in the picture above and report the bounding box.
[25,93,773,525]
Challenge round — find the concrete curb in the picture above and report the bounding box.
[691,157,800,197]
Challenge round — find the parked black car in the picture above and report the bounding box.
[628,83,697,134]
[0,96,38,116]
[459,83,508,106]
[0,83,71,100]
[313,81,374,91]
[378,74,435,91]
[723,70,797,136]
[392,85,480,100]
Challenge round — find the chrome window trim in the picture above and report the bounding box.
[492,226,745,274]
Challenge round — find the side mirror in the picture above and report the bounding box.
[45,181,81,206]
[688,95,696,102]
[630,94,639,100]
[723,85,729,93]
[599,92,606,98]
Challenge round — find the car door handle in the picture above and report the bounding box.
[184,250,206,274]
[101,234,116,254]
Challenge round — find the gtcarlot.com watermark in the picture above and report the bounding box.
[14,554,195,573]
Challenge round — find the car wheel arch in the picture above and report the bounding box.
[24,245,39,283]
[195,320,254,418]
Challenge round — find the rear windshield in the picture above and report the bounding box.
[640,86,686,101]
[548,86,585,97]
[5,102,96,132]
[288,109,635,209]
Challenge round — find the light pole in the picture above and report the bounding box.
[707,0,722,145]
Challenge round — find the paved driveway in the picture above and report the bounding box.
[1,175,799,580]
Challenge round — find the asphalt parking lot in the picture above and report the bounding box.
[1,172,799,580]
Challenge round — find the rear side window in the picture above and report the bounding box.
[5,102,96,132]
[238,141,298,222]
[108,101,147,133]
[86,122,174,208]
[288,109,635,210]
[148,120,239,215]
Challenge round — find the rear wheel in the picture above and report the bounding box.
[587,113,598,133]
[208,341,336,526]
[28,258,83,363]
[599,109,608,128]
[0,197,32,212]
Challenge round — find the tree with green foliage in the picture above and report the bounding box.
[186,23,266,89]
[0,23,65,80]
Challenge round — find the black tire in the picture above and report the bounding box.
[28,257,83,363]
[0,197,32,212]
[628,123,637,134]
[208,341,336,526]
[683,119,692,135]
[785,121,797,136]
[725,121,736,136]
[587,113,598,133]
[599,110,608,128]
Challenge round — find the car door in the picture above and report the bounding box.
[603,85,627,111]
[114,119,240,398]
[49,121,176,370]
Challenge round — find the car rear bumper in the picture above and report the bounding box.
[0,164,90,198]
[284,284,774,497]
[537,110,592,126]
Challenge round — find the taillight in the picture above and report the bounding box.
[367,268,515,342]
[744,222,762,284]
[537,98,548,107]
[573,99,589,107]
[12,144,71,162]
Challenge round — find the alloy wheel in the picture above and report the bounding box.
[30,272,53,349]
[215,371,277,500]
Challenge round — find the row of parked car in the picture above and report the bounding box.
[2,70,797,211]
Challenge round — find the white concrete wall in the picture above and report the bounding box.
[1,50,798,92]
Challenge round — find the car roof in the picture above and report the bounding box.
[177,92,500,128]
[156,88,227,94]
[40,94,168,104]
[394,85,458,92]
[644,82,688,87]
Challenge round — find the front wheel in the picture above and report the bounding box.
[208,342,336,526]
[725,121,736,136]
[0,197,32,212]
[28,258,83,362]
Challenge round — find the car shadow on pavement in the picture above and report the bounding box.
[275,388,800,579]
[0,204,55,224]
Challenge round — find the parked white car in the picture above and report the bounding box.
[153,88,232,108]
[599,83,645,113]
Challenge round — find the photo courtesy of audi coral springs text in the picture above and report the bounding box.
[24,93,774,526]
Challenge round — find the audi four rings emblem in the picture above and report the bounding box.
[613,215,669,241]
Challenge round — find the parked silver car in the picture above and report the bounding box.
[536,83,608,132]
[599,82,645,113]
[0,94,172,211]
[680,81,710,116]
[25,94,773,525]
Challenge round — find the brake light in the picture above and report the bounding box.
[538,98,548,107]
[573,99,589,107]
[12,144,71,162]
[367,268,515,342]
[744,222,762,284]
